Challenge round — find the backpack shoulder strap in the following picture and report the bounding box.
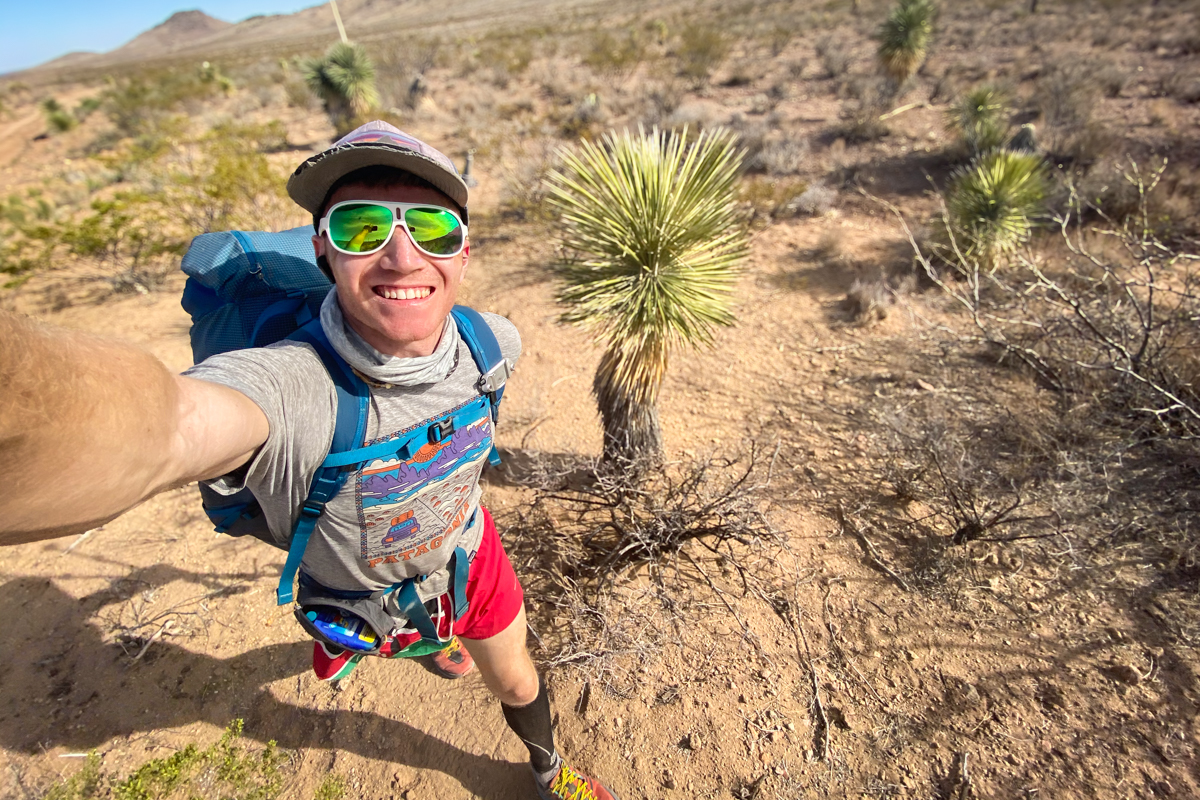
[451,305,511,422]
[451,306,511,467]
[275,318,369,605]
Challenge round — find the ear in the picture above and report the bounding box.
[460,241,470,280]
[313,234,334,284]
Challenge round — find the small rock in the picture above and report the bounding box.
[738,693,747,703]
[662,769,677,790]
[785,722,796,731]
[687,732,703,750]
[1106,663,1142,685]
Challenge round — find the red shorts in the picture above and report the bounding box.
[313,507,523,678]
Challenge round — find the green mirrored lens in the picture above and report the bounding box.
[329,204,393,253]
[404,207,463,256]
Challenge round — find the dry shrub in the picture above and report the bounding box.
[499,137,559,221]
[738,176,809,224]
[844,278,892,323]
[676,23,730,85]
[910,161,1200,442]
[794,183,838,215]
[749,135,811,176]
[1034,60,1111,164]
[506,446,783,677]
[815,35,852,79]
[837,77,893,143]
[630,78,685,128]
[1163,71,1200,104]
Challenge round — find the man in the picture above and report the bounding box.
[0,121,617,800]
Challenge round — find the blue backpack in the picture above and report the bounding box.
[180,226,511,613]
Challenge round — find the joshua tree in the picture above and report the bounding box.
[946,85,1010,158]
[546,127,749,465]
[877,0,935,87]
[947,149,1048,270]
[303,42,380,137]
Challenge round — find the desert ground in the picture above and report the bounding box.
[2,1,1199,798]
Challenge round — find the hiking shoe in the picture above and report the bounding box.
[312,642,363,682]
[427,636,475,679]
[535,761,620,800]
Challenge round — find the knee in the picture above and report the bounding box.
[495,663,540,707]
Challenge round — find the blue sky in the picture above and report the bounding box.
[0,1,318,74]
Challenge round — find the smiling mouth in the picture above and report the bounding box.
[374,286,432,300]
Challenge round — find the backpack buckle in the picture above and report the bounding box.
[300,500,326,519]
[429,419,455,444]
[476,359,513,394]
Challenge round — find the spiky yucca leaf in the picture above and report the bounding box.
[878,0,934,86]
[948,149,1048,268]
[947,85,1009,157]
[547,127,748,460]
[548,126,748,403]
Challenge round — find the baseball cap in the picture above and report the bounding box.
[287,121,468,217]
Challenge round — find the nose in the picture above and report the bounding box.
[377,222,424,271]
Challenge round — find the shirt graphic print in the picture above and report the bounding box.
[356,398,493,569]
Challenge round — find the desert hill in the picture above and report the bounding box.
[111,10,234,57]
[9,0,611,78]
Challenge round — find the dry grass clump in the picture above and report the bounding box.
[676,23,731,85]
[1034,60,1112,165]
[844,278,892,323]
[837,77,893,143]
[815,35,852,80]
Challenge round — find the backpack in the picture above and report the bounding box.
[180,226,512,613]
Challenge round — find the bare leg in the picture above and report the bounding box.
[459,604,539,706]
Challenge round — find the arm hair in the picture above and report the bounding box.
[0,310,268,545]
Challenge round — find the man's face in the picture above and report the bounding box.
[314,182,469,358]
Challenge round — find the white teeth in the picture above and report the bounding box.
[377,287,431,300]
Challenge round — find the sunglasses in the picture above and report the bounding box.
[318,200,467,258]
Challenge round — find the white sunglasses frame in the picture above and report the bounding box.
[318,200,468,259]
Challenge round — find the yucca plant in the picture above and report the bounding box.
[303,42,380,136]
[877,0,935,86]
[947,149,1048,270]
[546,127,749,464]
[947,85,1009,158]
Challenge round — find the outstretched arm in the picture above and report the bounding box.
[0,310,269,545]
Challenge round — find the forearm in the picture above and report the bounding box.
[0,310,187,544]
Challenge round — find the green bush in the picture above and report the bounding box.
[37,721,286,800]
[101,70,223,139]
[41,98,77,133]
[167,122,290,234]
[583,30,645,77]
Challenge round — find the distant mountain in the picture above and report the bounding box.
[111,10,233,56]
[9,0,614,78]
[36,52,100,70]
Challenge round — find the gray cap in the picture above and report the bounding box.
[287,121,468,216]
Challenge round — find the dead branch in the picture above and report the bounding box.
[834,504,911,592]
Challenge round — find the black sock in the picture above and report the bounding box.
[500,674,557,774]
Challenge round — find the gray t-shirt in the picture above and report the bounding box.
[184,313,520,595]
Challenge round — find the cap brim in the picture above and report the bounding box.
[287,143,469,214]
